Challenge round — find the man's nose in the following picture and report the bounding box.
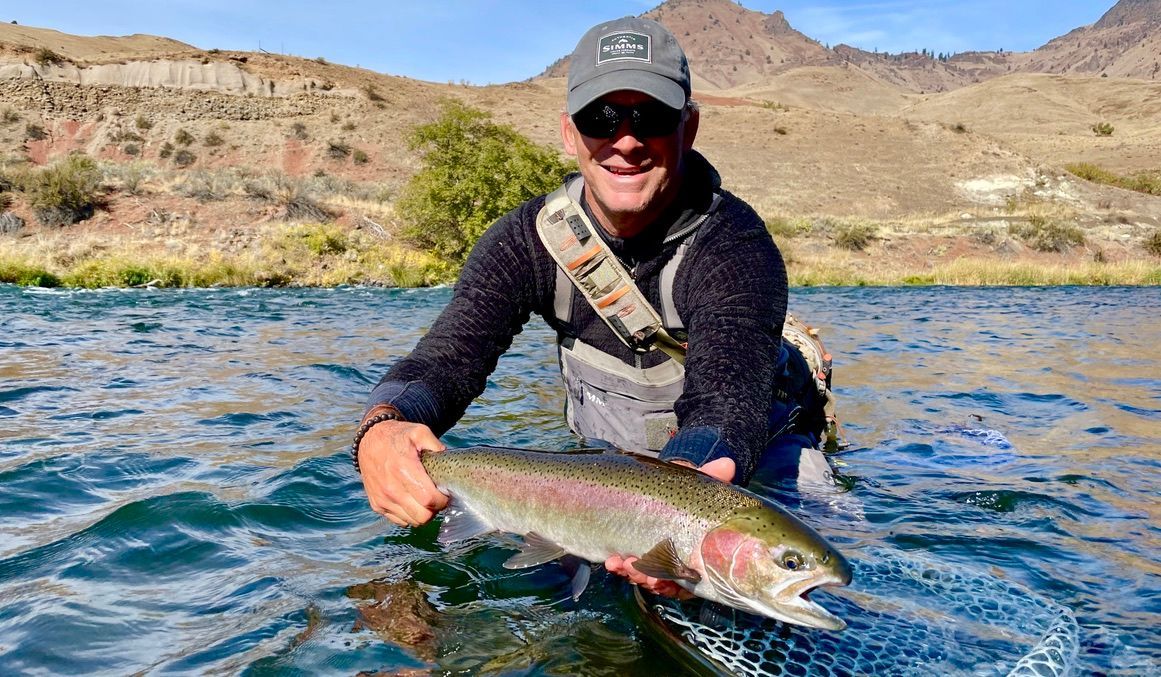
[608,118,645,151]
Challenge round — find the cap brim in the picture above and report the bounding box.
[567,70,687,114]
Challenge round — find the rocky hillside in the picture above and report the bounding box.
[543,0,1160,95]
[0,2,1158,274]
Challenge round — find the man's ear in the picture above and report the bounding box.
[560,111,579,155]
[681,104,699,152]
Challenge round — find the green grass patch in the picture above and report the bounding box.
[0,259,62,287]
[765,216,812,239]
[1066,163,1161,196]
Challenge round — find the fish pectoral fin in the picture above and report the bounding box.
[502,532,567,570]
[437,499,493,545]
[633,538,702,584]
[560,555,592,601]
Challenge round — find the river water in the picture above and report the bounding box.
[0,285,1157,675]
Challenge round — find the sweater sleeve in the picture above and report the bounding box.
[365,199,547,435]
[658,197,787,483]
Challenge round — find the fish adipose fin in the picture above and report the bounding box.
[634,538,702,583]
[503,532,568,569]
[437,499,493,545]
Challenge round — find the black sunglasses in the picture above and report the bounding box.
[572,100,685,139]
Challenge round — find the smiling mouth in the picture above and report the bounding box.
[603,165,647,176]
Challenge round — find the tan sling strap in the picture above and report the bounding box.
[536,181,689,364]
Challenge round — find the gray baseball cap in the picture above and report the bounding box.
[566,16,690,115]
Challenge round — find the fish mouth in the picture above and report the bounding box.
[706,567,849,631]
[765,573,849,631]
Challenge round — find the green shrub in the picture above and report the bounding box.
[24,154,102,226]
[352,148,369,165]
[174,128,195,146]
[834,222,877,251]
[123,143,140,156]
[173,149,197,168]
[1145,230,1161,257]
[362,84,385,102]
[1,108,19,124]
[135,114,152,130]
[25,123,47,141]
[326,140,351,159]
[1008,215,1085,252]
[159,141,174,159]
[275,178,334,222]
[341,121,356,131]
[1091,122,1114,136]
[34,47,65,66]
[397,100,575,264]
[204,131,225,147]
[110,129,143,143]
[290,122,309,140]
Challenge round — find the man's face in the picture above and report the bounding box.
[560,90,698,238]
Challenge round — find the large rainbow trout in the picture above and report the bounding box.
[421,446,853,630]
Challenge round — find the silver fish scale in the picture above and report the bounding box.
[639,547,1079,677]
[425,447,762,523]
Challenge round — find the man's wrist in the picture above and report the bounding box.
[352,404,405,473]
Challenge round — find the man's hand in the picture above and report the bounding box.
[604,456,736,598]
[357,419,448,527]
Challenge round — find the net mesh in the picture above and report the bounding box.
[639,547,1079,677]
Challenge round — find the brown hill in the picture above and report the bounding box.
[1022,0,1161,78]
[0,22,193,62]
[544,0,1159,97]
[904,73,1161,173]
[542,0,840,90]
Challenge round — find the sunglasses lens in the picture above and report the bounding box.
[573,103,621,138]
[632,101,683,138]
[573,101,683,139]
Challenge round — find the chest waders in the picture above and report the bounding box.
[536,178,840,455]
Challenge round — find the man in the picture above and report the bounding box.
[353,16,828,596]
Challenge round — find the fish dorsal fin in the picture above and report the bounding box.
[437,499,493,545]
[634,538,702,583]
[503,532,568,570]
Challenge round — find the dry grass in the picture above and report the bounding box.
[0,220,452,288]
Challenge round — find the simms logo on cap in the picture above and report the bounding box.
[596,31,651,65]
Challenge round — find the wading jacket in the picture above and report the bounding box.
[367,152,789,483]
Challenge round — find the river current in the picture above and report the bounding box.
[0,285,1157,675]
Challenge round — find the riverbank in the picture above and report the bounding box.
[2,215,1159,288]
[1,158,1159,288]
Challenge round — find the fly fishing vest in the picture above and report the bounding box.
[536,178,838,454]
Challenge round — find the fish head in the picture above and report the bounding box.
[699,505,852,630]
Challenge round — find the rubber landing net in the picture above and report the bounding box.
[636,547,1078,676]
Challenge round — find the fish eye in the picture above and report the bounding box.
[782,551,803,571]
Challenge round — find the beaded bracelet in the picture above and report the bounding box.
[351,407,403,473]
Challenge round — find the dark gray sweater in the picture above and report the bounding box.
[367,153,788,482]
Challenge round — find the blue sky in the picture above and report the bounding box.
[7,1,1116,84]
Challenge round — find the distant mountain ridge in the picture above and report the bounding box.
[541,0,1160,94]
